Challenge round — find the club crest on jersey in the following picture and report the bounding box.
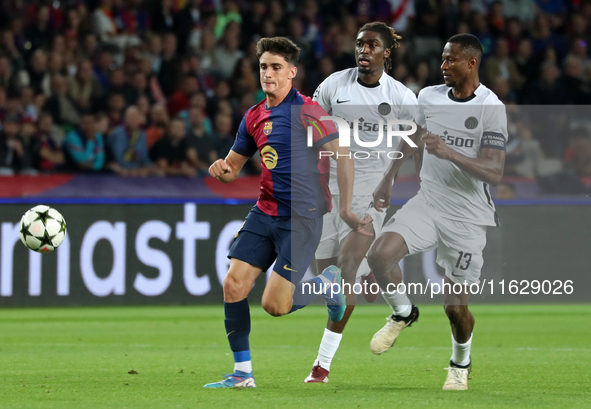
[263,122,273,135]
[465,117,478,129]
[261,145,278,169]
[378,102,391,115]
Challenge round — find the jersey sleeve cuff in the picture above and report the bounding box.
[313,131,339,149]
[230,146,256,157]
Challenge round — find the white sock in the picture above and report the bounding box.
[316,328,343,371]
[381,287,412,317]
[234,361,252,374]
[450,333,472,367]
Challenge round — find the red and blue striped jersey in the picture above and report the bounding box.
[231,88,339,218]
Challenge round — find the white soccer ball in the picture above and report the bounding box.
[19,205,67,253]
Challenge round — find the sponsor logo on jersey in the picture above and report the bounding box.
[263,121,273,135]
[337,98,350,103]
[261,145,278,169]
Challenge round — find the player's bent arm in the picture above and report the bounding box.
[450,148,506,186]
[383,127,425,181]
[320,138,370,233]
[321,138,354,213]
[209,150,250,183]
[372,128,425,211]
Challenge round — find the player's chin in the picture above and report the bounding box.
[443,77,454,87]
[357,65,372,74]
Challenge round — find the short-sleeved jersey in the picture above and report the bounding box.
[416,84,508,226]
[313,68,418,196]
[231,87,339,218]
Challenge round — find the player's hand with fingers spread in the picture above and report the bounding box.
[209,158,232,178]
[422,132,454,160]
[373,176,393,212]
[340,210,373,236]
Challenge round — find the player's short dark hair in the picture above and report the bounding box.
[256,37,300,65]
[358,22,402,72]
[447,33,483,60]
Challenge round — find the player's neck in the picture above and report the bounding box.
[451,78,480,99]
[266,86,293,108]
[357,70,382,86]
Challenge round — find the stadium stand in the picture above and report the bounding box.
[0,0,589,195]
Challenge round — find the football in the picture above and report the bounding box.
[19,205,67,253]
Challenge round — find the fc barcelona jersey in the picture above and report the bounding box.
[231,88,339,218]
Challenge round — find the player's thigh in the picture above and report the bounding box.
[228,228,277,276]
[263,216,322,312]
[335,195,382,278]
[273,215,323,286]
[436,218,487,286]
[378,193,438,257]
[335,195,383,243]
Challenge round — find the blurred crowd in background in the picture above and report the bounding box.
[0,0,591,181]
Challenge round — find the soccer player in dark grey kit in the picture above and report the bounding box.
[369,34,507,390]
[304,22,418,384]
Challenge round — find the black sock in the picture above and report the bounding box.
[224,298,251,365]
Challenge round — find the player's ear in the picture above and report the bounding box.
[384,47,391,60]
[290,64,298,79]
[468,57,477,69]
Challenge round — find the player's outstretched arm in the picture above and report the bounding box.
[423,132,506,186]
[321,138,372,235]
[208,150,249,183]
[373,128,425,212]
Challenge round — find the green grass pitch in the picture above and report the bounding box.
[0,304,589,408]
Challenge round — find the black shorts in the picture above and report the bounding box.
[228,206,323,284]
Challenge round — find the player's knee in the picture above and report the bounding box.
[444,304,465,322]
[261,299,290,317]
[338,257,359,282]
[368,243,397,274]
[223,275,246,302]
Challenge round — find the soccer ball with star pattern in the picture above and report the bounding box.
[19,205,67,253]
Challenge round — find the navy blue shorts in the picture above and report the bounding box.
[228,206,323,284]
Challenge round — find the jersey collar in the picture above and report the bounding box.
[265,87,297,110]
[356,69,383,88]
[447,84,482,103]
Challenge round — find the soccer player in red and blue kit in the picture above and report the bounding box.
[204,37,371,388]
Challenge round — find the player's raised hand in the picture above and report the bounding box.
[422,133,453,160]
[341,211,373,237]
[373,176,394,212]
[209,159,232,178]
